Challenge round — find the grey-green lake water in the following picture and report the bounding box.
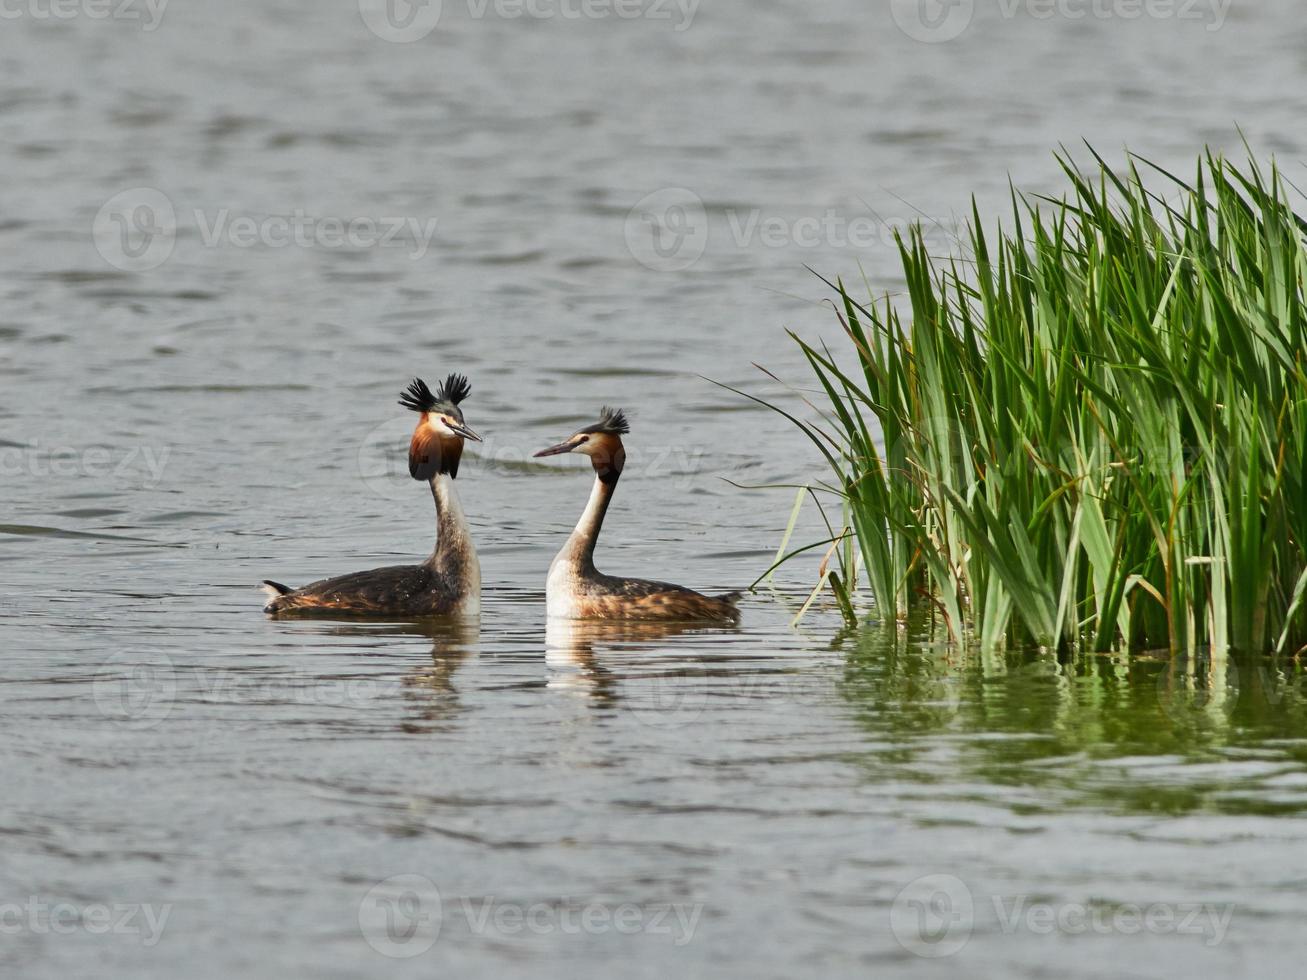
[3,1,1306,977]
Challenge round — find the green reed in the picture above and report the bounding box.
[755,148,1307,654]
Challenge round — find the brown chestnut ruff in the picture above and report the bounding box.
[533,407,742,623]
[261,375,482,618]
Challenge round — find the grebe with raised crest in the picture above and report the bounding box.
[261,375,482,618]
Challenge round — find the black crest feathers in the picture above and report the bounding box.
[436,373,471,406]
[399,378,437,413]
[595,406,629,435]
[399,374,470,413]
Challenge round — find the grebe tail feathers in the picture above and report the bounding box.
[260,580,293,614]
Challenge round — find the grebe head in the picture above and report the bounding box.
[399,374,481,480]
[533,406,628,482]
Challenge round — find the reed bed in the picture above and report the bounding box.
[754,149,1307,654]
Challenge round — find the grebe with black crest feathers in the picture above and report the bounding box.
[261,375,481,618]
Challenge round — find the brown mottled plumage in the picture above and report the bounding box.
[261,562,469,618]
[262,375,481,619]
[533,407,742,623]
[568,575,742,621]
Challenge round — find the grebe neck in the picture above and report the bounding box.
[428,473,478,581]
[559,470,618,573]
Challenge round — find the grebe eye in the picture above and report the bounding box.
[579,435,590,443]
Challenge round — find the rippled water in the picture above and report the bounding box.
[3,1,1307,977]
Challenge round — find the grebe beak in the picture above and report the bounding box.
[448,421,482,442]
[533,439,576,458]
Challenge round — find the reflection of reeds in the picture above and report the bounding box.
[743,148,1307,654]
[837,623,1307,767]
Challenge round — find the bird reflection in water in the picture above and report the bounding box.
[299,619,480,726]
[544,618,740,716]
[401,620,480,707]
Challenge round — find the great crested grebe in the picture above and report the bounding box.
[533,407,741,622]
[261,375,482,618]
